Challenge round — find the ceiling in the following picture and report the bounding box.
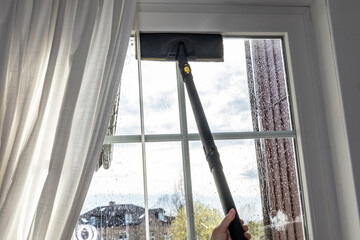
[138,0,313,7]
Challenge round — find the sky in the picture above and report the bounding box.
[80,37,281,224]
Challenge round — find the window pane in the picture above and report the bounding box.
[245,39,293,132]
[141,61,180,134]
[113,37,141,135]
[186,38,253,133]
[186,38,293,134]
[74,143,145,239]
[189,138,304,240]
[79,36,303,240]
[255,137,304,240]
[145,142,185,239]
[189,140,263,221]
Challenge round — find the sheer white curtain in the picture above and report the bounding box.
[0,0,136,239]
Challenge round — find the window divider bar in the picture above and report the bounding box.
[208,130,295,140]
[135,26,150,240]
[176,64,196,240]
[103,130,296,143]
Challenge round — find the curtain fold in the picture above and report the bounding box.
[0,0,136,239]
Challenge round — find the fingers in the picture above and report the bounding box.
[240,219,251,239]
[210,209,235,240]
[211,210,252,240]
[218,208,236,232]
[244,232,252,239]
[226,229,232,240]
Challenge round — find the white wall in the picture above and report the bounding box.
[326,0,360,200]
[310,0,360,238]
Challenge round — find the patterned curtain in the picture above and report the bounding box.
[245,39,304,240]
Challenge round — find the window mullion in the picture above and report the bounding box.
[176,64,196,239]
[103,131,296,144]
[136,29,150,240]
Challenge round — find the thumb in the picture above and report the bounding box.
[219,208,236,231]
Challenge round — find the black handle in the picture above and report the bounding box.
[177,44,246,240]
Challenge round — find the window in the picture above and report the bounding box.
[151,232,156,240]
[163,232,169,240]
[119,233,128,240]
[76,35,305,239]
[125,213,132,224]
[74,4,332,240]
[89,216,97,226]
[158,212,164,222]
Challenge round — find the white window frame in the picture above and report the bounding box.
[104,3,339,240]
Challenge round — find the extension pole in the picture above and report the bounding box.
[177,44,246,240]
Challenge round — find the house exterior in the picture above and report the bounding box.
[77,202,174,240]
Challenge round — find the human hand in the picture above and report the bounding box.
[210,208,251,240]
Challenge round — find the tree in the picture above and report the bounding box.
[247,220,265,240]
[155,173,266,240]
[154,173,185,217]
[156,174,222,239]
[169,201,223,240]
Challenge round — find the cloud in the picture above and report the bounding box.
[242,168,259,179]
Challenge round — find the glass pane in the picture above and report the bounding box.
[186,38,293,134]
[73,143,144,240]
[189,138,304,240]
[255,137,304,240]
[112,37,141,135]
[245,39,293,132]
[141,61,180,134]
[80,36,301,240]
[145,142,186,239]
[186,38,253,133]
[189,140,263,221]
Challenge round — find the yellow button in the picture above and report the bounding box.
[184,66,191,74]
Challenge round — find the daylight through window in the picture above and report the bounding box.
[72,37,305,240]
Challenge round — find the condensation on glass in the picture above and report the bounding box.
[74,37,305,240]
[74,143,147,240]
[141,61,180,134]
[245,39,304,240]
[187,38,253,133]
[145,142,188,240]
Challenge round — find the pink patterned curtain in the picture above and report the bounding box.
[245,39,304,240]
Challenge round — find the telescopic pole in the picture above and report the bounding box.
[177,44,246,240]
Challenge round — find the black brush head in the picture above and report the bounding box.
[138,33,223,62]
